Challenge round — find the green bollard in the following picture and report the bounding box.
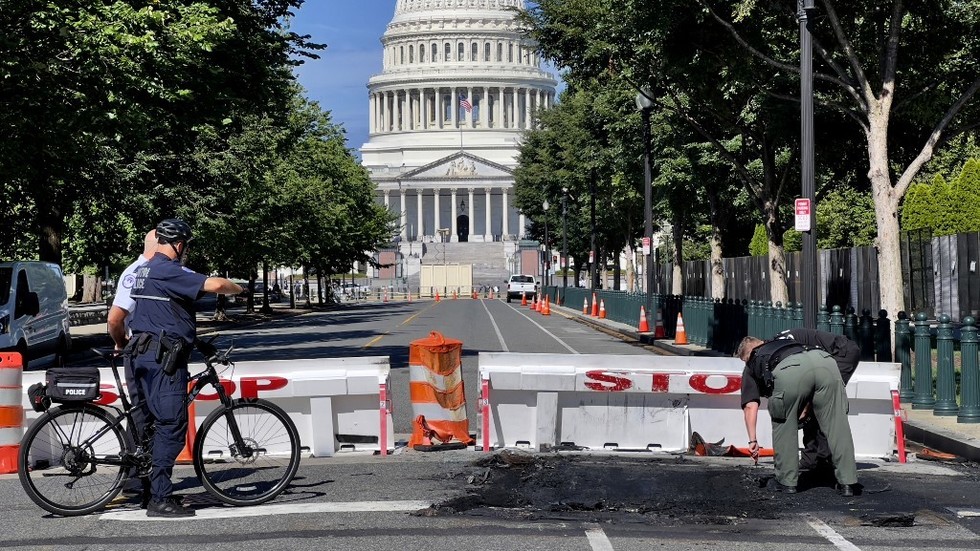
[748,300,758,338]
[844,306,858,342]
[957,317,980,423]
[817,304,830,332]
[764,301,774,339]
[792,302,804,329]
[911,312,936,410]
[830,305,844,335]
[772,301,782,336]
[859,309,875,360]
[933,314,958,416]
[875,310,892,362]
[895,312,913,402]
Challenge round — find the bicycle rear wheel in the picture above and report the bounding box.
[194,399,300,506]
[18,404,132,516]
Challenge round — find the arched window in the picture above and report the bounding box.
[471,42,478,61]
[432,43,438,62]
[457,42,464,61]
[419,44,425,62]
[445,42,451,61]
[508,44,514,63]
[399,46,404,64]
[409,45,414,63]
[484,42,491,62]
[497,43,503,62]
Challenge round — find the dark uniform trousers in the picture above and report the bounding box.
[769,349,858,488]
[129,345,189,501]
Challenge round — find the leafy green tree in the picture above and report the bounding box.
[901,180,937,233]
[815,187,876,249]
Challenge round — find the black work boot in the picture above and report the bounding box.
[146,497,196,518]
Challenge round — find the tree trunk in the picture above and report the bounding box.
[260,261,273,315]
[303,266,311,308]
[81,275,102,303]
[212,293,229,321]
[37,204,63,266]
[872,176,905,320]
[763,200,789,306]
[246,274,256,314]
[707,188,726,299]
[671,214,684,295]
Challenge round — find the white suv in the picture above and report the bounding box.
[0,261,71,367]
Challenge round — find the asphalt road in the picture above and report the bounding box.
[6,298,980,550]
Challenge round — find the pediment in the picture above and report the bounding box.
[401,152,513,179]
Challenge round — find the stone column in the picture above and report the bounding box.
[436,89,443,129]
[369,93,375,133]
[451,87,458,129]
[519,212,526,238]
[451,188,458,241]
[468,188,475,237]
[479,87,488,128]
[434,189,441,234]
[407,89,414,131]
[524,88,531,130]
[512,87,520,129]
[467,86,473,127]
[416,189,423,241]
[502,188,509,239]
[383,189,390,209]
[421,88,428,130]
[400,189,407,239]
[484,187,492,241]
[394,91,402,131]
[380,92,387,132]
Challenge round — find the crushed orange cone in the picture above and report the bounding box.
[591,293,599,317]
[638,305,650,332]
[654,308,666,338]
[598,299,606,319]
[674,312,688,345]
[177,383,197,464]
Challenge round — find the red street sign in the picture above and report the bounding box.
[641,237,651,255]
[794,198,812,232]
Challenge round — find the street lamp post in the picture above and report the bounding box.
[561,187,568,290]
[799,0,817,329]
[636,87,655,333]
[543,199,550,288]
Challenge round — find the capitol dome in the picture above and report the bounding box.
[362,0,557,247]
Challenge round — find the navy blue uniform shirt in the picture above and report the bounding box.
[129,252,208,343]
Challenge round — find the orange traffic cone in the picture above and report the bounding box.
[490,289,494,300]
[591,293,599,317]
[453,290,457,300]
[598,299,606,319]
[521,291,527,306]
[583,297,589,314]
[384,289,389,303]
[472,290,477,299]
[408,290,412,302]
[177,384,196,464]
[638,305,650,332]
[435,291,441,302]
[654,308,666,338]
[674,312,688,345]
[542,295,551,316]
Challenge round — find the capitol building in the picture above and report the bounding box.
[361,0,558,255]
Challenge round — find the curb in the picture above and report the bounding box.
[903,419,980,463]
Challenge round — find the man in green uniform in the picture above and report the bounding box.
[735,336,859,496]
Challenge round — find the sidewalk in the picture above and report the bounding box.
[549,300,980,463]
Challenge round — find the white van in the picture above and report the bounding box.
[0,261,72,366]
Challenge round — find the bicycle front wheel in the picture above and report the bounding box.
[18,404,131,516]
[194,399,301,506]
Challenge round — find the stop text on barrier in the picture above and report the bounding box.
[582,370,742,395]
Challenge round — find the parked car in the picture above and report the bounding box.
[0,261,71,366]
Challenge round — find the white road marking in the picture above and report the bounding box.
[948,507,980,518]
[585,524,614,551]
[806,516,861,551]
[481,300,509,352]
[505,303,579,354]
[100,500,432,522]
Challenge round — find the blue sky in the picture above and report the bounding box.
[288,1,397,156]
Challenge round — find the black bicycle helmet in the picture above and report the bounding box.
[155,218,193,244]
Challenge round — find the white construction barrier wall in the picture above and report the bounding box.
[21,357,394,457]
[478,353,900,459]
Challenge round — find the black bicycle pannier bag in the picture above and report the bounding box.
[45,367,100,403]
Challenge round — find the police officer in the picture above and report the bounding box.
[773,328,860,472]
[736,335,858,497]
[127,219,246,518]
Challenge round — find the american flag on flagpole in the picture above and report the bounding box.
[458,94,472,112]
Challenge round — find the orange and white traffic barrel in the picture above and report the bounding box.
[0,352,24,474]
[407,331,474,448]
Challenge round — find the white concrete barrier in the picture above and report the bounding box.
[21,357,394,457]
[478,353,900,459]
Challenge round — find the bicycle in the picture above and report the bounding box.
[18,339,302,516]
